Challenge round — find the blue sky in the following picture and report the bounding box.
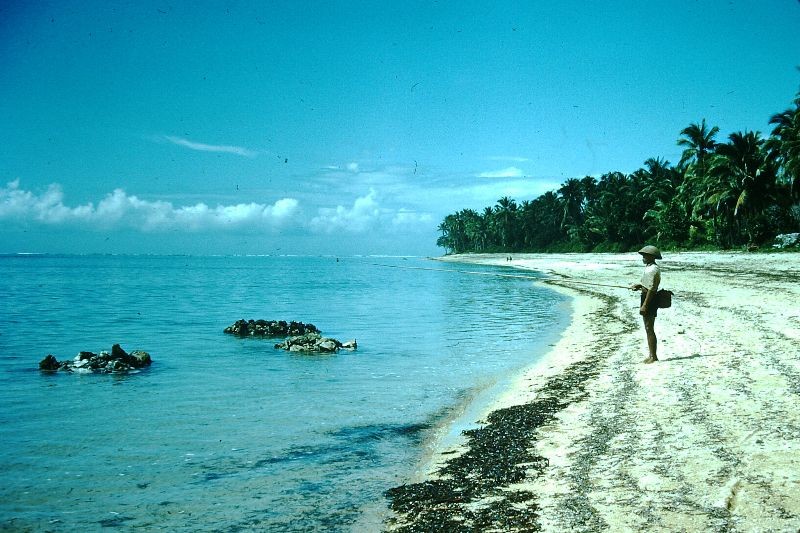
[1,0,799,255]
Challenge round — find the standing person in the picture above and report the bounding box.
[630,245,662,363]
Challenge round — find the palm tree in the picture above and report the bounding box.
[558,178,584,231]
[526,192,564,248]
[580,175,598,205]
[461,209,484,252]
[677,120,720,223]
[704,131,777,245]
[481,206,497,250]
[582,171,642,248]
[494,197,519,250]
[436,217,455,253]
[767,94,800,199]
[678,119,719,170]
[636,157,692,244]
[519,200,536,249]
[641,157,679,202]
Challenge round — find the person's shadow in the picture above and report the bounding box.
[662,352,719,362]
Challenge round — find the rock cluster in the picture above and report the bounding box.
[274,333,357,354]
[224,319,319,338]
[39,344,152,373]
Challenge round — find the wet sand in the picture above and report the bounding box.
[385,252,800,531]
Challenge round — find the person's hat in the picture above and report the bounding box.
[638,245,662,259]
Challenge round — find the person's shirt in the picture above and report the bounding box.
[641,263,661,290]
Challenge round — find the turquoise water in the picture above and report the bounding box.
[0,255,568,531]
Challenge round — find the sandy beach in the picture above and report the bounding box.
[386,251,800,532]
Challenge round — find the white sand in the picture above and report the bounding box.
[428,252,800,531]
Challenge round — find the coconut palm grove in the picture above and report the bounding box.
[437,92,800,254]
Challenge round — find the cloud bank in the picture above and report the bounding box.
[1,180,432,239]
[310,189,432,233]
[0,180,297,232]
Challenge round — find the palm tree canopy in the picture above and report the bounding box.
[678,119,719,168]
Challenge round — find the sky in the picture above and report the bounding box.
[1,0,799,256]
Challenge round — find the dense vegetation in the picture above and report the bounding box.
[437,92,800,254]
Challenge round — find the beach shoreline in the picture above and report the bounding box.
[384,251,800,531]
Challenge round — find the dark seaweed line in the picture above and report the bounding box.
[383,288,610,532]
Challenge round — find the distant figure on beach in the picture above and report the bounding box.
[630,245,662,363]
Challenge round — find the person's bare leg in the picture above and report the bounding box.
[642,316,658,363]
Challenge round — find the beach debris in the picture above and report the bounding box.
[39,344,152,373]
[223,319,319,338]
[274,333,357,354]
[385,352,602,531]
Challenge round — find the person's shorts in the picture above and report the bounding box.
[641,290,658,317]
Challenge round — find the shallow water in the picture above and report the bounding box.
[0,255,568,531]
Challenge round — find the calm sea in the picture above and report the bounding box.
[0,255,568,532]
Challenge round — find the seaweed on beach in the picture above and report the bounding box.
[385,356,603,532]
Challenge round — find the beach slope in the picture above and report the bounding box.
[386,252,800,532]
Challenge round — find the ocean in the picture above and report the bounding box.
[0,254,569,532]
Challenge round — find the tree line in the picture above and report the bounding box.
[437,92,800,254]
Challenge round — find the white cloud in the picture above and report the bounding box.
[346,162,360,172]
[477,166,525,178]
[0,180,298,232]
[162,135,258,158]
[310,189,380,233]
[309,188,433,234]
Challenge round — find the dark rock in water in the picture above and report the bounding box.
[341,340,358,351]
[111,343,128,359]
[225,319,357,354]
[274,333,349,354]
[39,354,60,371]
[38,345,152,374]
[130,350,152,367]
[224,319,320,338]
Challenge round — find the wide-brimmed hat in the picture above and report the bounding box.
[638,245,662,259]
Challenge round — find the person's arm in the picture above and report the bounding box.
[640,270,660,314]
